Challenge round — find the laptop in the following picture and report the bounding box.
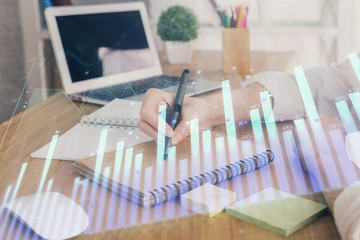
[45,2,220,105]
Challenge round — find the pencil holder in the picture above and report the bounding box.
[222,28,251,75]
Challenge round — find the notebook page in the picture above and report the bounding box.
[86,99,142,121]
[31,99,151,161]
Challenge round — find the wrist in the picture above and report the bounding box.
[204,93,225,127]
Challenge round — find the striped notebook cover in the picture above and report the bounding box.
[74,129,274,208]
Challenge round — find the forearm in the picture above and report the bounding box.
[204,83,266,127]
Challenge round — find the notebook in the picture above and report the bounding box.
[225,188,328,237]
[74,129,274,208]
[31,98,152,161]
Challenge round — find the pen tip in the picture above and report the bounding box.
[183,69,189,74]
[163,154,168,160]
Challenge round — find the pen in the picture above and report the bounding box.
[242,6,249,28]
[235,6,240,26]
[230,9,235,28]
[240,6,246,28]
[163,69,190,160]
[224,12,229,28]
[237,6,243,28]
[217,9,225,26]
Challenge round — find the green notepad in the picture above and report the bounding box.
[225,188,328,237]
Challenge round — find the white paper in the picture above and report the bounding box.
[31,99,152,161]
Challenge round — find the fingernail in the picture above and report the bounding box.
[171,133,182,145]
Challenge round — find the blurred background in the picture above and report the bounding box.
[1,0,360,123]
[0,0,24,123]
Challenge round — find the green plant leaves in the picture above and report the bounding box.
[157,5,199,42]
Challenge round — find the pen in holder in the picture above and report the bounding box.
[222,28,251,75]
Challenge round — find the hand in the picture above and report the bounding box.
[139,88,209,145]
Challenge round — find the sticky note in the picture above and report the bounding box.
[226,188,328,237]
[180,183,237,217]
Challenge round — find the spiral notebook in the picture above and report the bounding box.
[74,129,274,208]
[31,99,152,161]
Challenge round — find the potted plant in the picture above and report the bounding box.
[157,5,199,64]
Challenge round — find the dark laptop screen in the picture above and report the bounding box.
[56,10,154,83]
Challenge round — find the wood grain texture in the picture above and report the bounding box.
[0,51,341,239]
[222,28,251,75]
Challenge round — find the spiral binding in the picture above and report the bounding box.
[80,115,139,128]
[143,149,274,208]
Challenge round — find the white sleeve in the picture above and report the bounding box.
[334,182,360,240]
[244,71,305,121]
[244,62,358,121]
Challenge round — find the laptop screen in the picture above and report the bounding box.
[55,10,155,83]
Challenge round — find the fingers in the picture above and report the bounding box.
[139,120,159,141]
[139,89,207,144]
[170,98,208,145]
[171,131,186,145]
[140,106,164,132]
[170,117,210,145]
[171,121,190,145]
[140,106,174,138]
[139,88,175,138]
[139,118,175,142]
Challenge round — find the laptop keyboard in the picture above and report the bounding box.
[84,75,180,102]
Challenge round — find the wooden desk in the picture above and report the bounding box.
[0,51,341,239]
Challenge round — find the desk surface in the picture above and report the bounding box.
[0,51,341,239]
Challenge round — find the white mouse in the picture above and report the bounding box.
[4,192,89,240]
[345,131,360,169]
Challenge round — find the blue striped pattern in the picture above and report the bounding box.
[144,150,274,207]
